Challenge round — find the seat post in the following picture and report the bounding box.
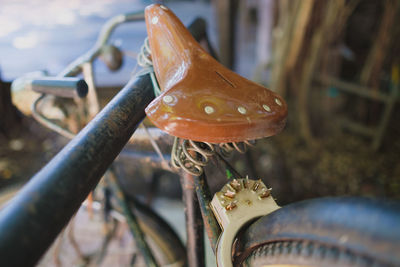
[180,171,205,267]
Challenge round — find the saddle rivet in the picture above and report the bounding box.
[151,16,159,24]
[238,106,247,114]
[160,5,168,10]
[163,95,173,104]
[275,98,282,106]
[204,106,215,114]
[263,104,271,112]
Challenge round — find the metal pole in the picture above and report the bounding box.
[193,173,221,252]
[0,74,154,266]
[180,172,205,267]
[106,168,158,267]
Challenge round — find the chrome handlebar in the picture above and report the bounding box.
[12,10,146,139]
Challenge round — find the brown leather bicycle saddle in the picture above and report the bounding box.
[144,4,287,143]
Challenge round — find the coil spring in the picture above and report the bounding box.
[219,140,256,156]
[137,37,152,67]
[136,37,162,96]
[171,138,256,176]
[171,137,215,176]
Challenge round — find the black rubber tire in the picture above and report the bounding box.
[126,195,187,266]
[244,240,390,267]
[234,197,400,267]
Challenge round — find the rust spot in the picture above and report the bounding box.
[259,190,271,199]
[225,202,237,211]
[243,179,249,189]
[224,190,236,199]
[227,183,236,193]
[230,179,242,191]
[252,182,260,192]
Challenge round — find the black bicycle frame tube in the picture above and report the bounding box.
[0,74,154,266]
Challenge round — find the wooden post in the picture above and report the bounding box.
[0,75,21,138]
[212,0,238,69]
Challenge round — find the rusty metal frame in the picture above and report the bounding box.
[0,74,154,266]
[180,172,206,267]
[193,173,221,252]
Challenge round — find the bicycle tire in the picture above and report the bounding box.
[234,197,400,267]
[38,196,186,267]
[127,195,187,266]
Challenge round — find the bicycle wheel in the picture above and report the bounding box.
[234,197,400,267]
[38,196,186,267]
[127,195,187,266]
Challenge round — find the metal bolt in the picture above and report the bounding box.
[152,16,158,24]
[224,190,236,199]
[204,106,215,114]
[252,182,260,192]
[263,104,271,112]
[243,179,249,189]
[259,189,271,199]
[227,183,236,192]
[230,179,242,191]
[275,98,282,106]
[238,106,247,114]
[225,202,237,211]
[163,95,173,104]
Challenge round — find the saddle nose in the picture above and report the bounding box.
[144,4,287,143]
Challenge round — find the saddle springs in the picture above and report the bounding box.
[171,137,255,176]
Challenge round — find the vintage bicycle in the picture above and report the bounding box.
[1,4,400,267]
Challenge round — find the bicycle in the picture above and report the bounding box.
[1,3,400,267]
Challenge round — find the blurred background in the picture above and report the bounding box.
[1,0,399,202]
[0,0,399,265]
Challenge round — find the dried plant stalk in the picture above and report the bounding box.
[270,0,296,94]
[360,0,399,89]
[286,0,314,70]
[297,0,359,146]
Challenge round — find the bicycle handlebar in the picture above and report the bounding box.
[60,11,145,77]
[30,77,88,98]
